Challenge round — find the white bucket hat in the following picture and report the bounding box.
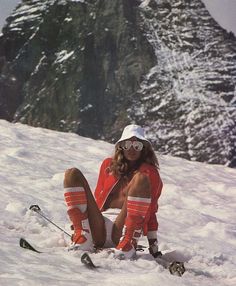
[116,124,150,144]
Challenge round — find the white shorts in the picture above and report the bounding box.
[102,208,120,248]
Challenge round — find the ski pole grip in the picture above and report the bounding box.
[29,205,41,212]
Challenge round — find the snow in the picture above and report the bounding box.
[55,50,75,64]
[139,0,151,8]
[70,0,85,2]
[0,119,236,285]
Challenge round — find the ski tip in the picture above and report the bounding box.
[19,238,41,253]
[169,261,185,276]
[81,252,97,269]
[19,238,28,248]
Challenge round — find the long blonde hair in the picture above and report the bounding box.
[109,140,159,179]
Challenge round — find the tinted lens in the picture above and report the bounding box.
[121,140,143,151]
[133,141,143,151]
[123,140,133,150]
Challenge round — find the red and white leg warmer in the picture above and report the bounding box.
[64,187,93,251]
[116,196,151,259]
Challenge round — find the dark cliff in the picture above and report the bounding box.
[0,0,236,167]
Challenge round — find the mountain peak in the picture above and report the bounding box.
[0,0,236,167]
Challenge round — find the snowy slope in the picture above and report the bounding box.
[0,119,235,286]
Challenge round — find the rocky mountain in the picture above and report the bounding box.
[0,0,236,167]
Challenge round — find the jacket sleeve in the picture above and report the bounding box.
[94,158,111,202]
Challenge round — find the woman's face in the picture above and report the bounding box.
[120,137,143,162]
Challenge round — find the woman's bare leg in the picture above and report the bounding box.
[112,172,151,245]
[64,168,106,247]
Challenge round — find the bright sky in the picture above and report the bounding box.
[0,0,19,29]
[202,0,236,35]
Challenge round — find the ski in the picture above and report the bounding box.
[81,252,98,269]
[19,238,98,269]
[155,256,185,276]
[82,253,185,275]
[168,261,185,276]
[19,238,42,253]
[19,238,185,275]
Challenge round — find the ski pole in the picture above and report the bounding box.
[29,205,72,238]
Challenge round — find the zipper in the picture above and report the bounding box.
[100,178,122,210]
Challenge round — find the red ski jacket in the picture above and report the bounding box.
[94,158,163,238]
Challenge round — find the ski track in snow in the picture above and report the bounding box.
[0,119,235,286]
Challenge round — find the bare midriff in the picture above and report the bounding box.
[103,187,127,209]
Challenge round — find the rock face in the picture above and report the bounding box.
[0,0,236,167]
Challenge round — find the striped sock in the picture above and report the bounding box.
[64,187,87,213]
[127,196,151,218]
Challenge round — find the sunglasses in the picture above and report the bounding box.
[120,140,144,151]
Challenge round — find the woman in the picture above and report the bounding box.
[63,124,163,259]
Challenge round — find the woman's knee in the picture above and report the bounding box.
[127,172,151,197]
[64,167,85,187]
